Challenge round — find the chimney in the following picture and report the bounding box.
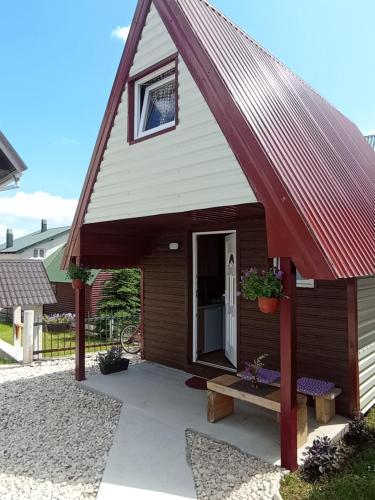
[6,229,13,249]
[41,219,47,233]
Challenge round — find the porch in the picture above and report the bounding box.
[81,361,348,499]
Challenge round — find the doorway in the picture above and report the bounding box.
[192,231,237,371]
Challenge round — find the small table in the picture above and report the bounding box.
[207,375,308,448]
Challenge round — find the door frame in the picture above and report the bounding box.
[192,230,237,370]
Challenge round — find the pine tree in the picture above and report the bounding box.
[98,268,141,319]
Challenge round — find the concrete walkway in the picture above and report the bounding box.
[81,362,347,500]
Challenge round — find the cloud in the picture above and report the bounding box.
[111,25,130,43]
[0,191,78,227]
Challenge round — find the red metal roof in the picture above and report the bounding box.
[64,0,375,279]
[160,0,375,278]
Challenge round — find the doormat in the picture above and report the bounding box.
[185,376,207,390]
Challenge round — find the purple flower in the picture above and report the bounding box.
[276,270,284,280]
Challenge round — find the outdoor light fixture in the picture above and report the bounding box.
[169,242,179,251]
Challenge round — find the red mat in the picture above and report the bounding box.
[185,376,207,390]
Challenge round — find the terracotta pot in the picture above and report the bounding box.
[258,297,280,314]
[72,278,84,290]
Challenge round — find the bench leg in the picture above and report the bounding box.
[315,397,336,424]
[207,390,234,423]
[297,402,308,448]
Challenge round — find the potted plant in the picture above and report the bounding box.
[97,346,130,375]
[242,354,269,388]
[67,263,92,290]
[241,267,283,314]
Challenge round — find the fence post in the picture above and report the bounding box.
[13,305,22,347]
[23,310,34,363]
[109,318,114,340]
[33,305,43,360]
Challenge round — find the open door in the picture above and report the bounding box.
[225,233,237,367]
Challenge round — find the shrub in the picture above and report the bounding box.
[301,436,341,482]
[97,346,122,371]
[241,267,283,300]
[344,414,372,446]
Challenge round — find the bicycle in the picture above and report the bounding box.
[120,322,142,355]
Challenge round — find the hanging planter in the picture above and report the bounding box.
[241,267,283,315]
[66,263,93,290]
[72,278,84,290]
[258,297,280,314]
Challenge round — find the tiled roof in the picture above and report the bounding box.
[0,260,57,307]
[0,227,70,253]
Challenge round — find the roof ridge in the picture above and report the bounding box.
[196,0,350,122]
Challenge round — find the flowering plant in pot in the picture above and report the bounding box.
[67,264,92,290]
[97,346,130,375]
[241,267,283,313]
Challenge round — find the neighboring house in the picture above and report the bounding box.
[0,260,56,361]
[0,220,70,260]
[43,245,111,316]
[63,0,375,470]
[0,130,27,190]
[365,133,375,149]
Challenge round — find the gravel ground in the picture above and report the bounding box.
[0,356,135,500]
[186,429,286,500]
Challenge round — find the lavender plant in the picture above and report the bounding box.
[243,353,269,388]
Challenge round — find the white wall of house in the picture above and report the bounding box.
[357,276,375,413]
[85,2,256,225]
[0,233,67,261]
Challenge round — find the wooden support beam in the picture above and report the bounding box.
[347,278,360,417]
[75,285,86,381]
[279,257,297,471]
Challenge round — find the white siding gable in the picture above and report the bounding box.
[85,3,256,225]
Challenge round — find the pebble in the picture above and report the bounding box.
[186,430,286,500]
[0,355,136,499]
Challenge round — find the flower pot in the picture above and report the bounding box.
[72,279,84,290]
[258,297,280,314]
[99,358,130,375]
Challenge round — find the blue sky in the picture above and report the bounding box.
[0,0,374,240]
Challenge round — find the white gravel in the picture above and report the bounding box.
[0,356,132,500]
[186,429,286,500]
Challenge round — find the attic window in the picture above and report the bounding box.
[131,60,177,142]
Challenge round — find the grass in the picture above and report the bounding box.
[0,321,13,344]
[280,408,375,499]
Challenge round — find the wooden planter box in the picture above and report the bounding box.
[99,358,130,375]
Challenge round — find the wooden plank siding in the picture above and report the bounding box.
[141,214,351,415]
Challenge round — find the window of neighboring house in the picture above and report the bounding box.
[33,248,45,259]
[272,257,315,288]
[129,58,177,143]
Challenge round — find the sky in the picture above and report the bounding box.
[0,0,374,242]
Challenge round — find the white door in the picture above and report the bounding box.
[225,233,237,367]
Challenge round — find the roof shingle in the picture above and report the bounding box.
[0,260,57,307]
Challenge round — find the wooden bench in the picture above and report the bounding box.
[238,369,342,425]
[207,375,308,448]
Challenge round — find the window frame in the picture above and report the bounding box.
[127,53,179,145]
[33,248,45,259]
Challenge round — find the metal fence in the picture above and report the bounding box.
[33,315,140,358]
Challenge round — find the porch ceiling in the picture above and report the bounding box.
[79,203,264,268]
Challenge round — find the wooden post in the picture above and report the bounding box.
[75,285,86,381]
[279,257,297,471]
[347,278,359,417]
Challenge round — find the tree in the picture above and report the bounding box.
[98,268,141,319]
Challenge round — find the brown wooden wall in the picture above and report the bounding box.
[141,214,351,415]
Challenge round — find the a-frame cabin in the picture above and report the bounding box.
[64,0,375,470]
